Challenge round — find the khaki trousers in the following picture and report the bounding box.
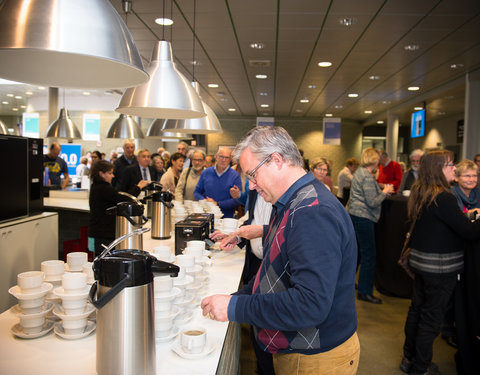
[272,332,360,375]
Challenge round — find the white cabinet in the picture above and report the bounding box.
[0,213,58,312]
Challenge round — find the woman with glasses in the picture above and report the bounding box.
[400,150,480,375]
[349,148,394,305]
[310,157,332,191]
[451,159,480,218]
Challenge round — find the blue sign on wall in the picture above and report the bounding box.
[59,144,82,176]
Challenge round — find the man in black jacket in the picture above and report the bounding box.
[119,149,156,196]
[112,140,137,190]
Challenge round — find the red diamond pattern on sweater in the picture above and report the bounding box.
[269,209,288,263]
[257,328,289,354]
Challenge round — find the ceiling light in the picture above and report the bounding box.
[348,93,358,98]
[106,114,143,139]
[2,101,8,105]
[255,74,267,79]
[404,44,420,51]
[369,75,380,80]
[414,106,423,111]
[382,100,391,104]
[325,114,333,117]
[146,122,192,139]
[295,109,303,113]
[335,105,343,109]
[208,83,219,88]
[216,91,226,97]
[318,62,332,67]
[20,105,26,109]
[339,17,356,26]
[191,60,201,66]
[25,91,33,95]
[377,120,384,124]
[250,43,265,49]
[260,104,269,108]
[117,41,206,119]
[82,92,91,96]
[364,110,373,114]
[45,108,82,139]
[228,108,236,112]
[38,86,46,90]
[307,85,317,89]
[6,94,13,97]
[12,108,18,111]
[155,18,173,26]
[438,111,446,115]
[220,98,228,102]
[408,86,420,91]
[0,0,148,89]
[450,63,464,69]
[259,92,268,96]
[14,95,22,99]
[300,99,309,103]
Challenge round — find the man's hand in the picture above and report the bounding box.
[219,233,239,251]
[210,230,229,242]
[201,294,232,322]
[230,185,241,199]
[236,225,263,240]
[137,180,150,190]
[206,197,217,204]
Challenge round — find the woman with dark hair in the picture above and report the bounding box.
[400,150,480,375]
[88,160,130,257]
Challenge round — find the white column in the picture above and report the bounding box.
[386,113,399,160]
[462,70,480,159]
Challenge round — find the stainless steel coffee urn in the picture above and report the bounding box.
[144,182,162,219]
[89,232,179,375]
[144,190,174,240]
[106,201,148,250]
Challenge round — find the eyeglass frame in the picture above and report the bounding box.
[246,153,273,184]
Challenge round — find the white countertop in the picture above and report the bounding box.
[0,231,245,374]
[44,197,90,212]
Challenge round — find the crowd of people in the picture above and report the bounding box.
[43,131,480,375]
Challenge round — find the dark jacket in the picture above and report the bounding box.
[112,155,137,190]
[120,164,157,197]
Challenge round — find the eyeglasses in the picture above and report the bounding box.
[192,158,204,162]
[217,155,231,160]
[246,154,272,184]
[315,166,328,173]
[445,163,455,167]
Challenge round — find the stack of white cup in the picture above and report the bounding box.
[66,252,89,272]
[172,204,188,226]
[175,253,204,306]
[172,263,194,325]
[153,275,181,342]
[41,260,65,303]
[184,241,211,287]
[8,271,54,338]
[218,218,239,234]
[53,272,95,339]
[152,245,175,262]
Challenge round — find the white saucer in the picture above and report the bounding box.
[10,302,54,317]
[173,311,193,325]
[155,306,180,320]
[171,341,216,359]
[153,254,176,263]
[53,303,95,320]
[11,320,55,339]
[185,283,203,293]
[53,286,90,300]
[195,273,209,282]
[173,293,194,307]
[8,283,53,300]
[154,287,181,302]
[54,320,96,340]
[64,264,83,272]
[156,326,179,343]
[185,264,203,274]
[44,275,63,282]
[173,275,194,288]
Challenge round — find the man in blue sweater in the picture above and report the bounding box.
[201,127,359,375]
[193,147,242,218]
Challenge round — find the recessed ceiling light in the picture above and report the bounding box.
[255,74,267,79]
[208,83,219,88]
[364,110,373,114]
[228,108,236,112]
[250,43,265,49]
[12,107,18,111]
[191,60,201,66]
[307,84,316,89]
[216,91,226,97]
[348,93,358,98]
[260,104,269,108]
[20,105,26,109]
[2,101,8,104]
[382,100,391,104]
[369,75,380,80]
[220,98,228,102]
[6,94,13,97]
[15,95,22,99]
[38,86,46,90]
[404,44,420,51]
[318,61,332,67]
[262,113,269,116]
[377,120,384,124]
[335,105,343,109]
[444,95,454,100]
[450,63,464,69]
[295,109,303,113]
[155,18,173,26]
[438,111,446,115]
[325,113,333,117]
[339,17,356,26]
[259,92,268,96]
[82,91,91,96]
[408,86,420,91]
[300,99,309,103]
[25,91,33,95]
[414,106,423,111]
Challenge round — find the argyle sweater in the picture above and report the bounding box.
[228,172,358,354]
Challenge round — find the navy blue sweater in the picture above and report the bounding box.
[228,172,358,354]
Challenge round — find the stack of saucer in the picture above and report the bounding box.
[153,275,181,342]
[171,266,194,326]
[175,254,204,306]
[184,242,210,291]
[53,272,95,339]
[8,271,54,339]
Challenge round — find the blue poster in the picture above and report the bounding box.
[22,113,40,138]
[323,118,341,145]
[59,144,82,176]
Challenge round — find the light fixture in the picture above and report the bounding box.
[155,18,173,25]
[25,91,33,95]
[364,110,373,114]
[208,84,219,88]
[106,114,144,139]
[404,44,420,51]
[450,63,464,69]
[260,92,268,96]
[228,108,236,112]
[339,17,356,26]
[408,86,420,91]
[318,62,332,67]
[260,104,269,108]
[250,43,265,49]
[0,120,8,135]
[256,74,267,79]
[307,85,317,89]
[414,106,423,111]
[0,0,148,89]
[348,93,359,98]
[2,101,8,105]
[335,105,343,109]
[116,40,206,119]
[377,120,384,124]
[300,99,309,103]
[369,75,380,80]
[325,114,333,117]
[45,108,82,139]
[146,120,192,139]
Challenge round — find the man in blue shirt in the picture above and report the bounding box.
[201,127,359,375]
[43,142,69,189]
[194,147,242,218]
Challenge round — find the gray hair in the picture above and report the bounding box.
[233,126,303,167]
[192,149,206,159]
[409,149,424,160]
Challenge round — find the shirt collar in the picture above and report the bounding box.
[214,165,230,177]
[274,171,314,213]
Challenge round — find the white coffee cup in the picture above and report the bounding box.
[184,247,204,259]
[181,327,207,354]
[176,254,195,268]
[19,314,45,334]
[17,271,45,294]
[19,296,45,314]
[82,262,94,283]
[155,316,174,337]
[186,240,206,250]
[154,275,173,293]
[62,272,87,294]
[67,252,88,271]
[153,246,172,260]
[62,298,87,315]
[41,260,65,280]
[62,316,88,335]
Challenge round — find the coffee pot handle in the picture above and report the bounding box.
[88,274,131,310]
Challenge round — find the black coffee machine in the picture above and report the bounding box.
[174,218,210,255]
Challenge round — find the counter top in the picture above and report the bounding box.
[44,197,90,212]
[0,231,245,374]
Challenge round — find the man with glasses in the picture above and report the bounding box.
[399,149,424,193]
[201,126,359,375]
[175,150,206,201]
[194,147,242,218]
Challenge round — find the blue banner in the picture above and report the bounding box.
[59,144,82,176]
